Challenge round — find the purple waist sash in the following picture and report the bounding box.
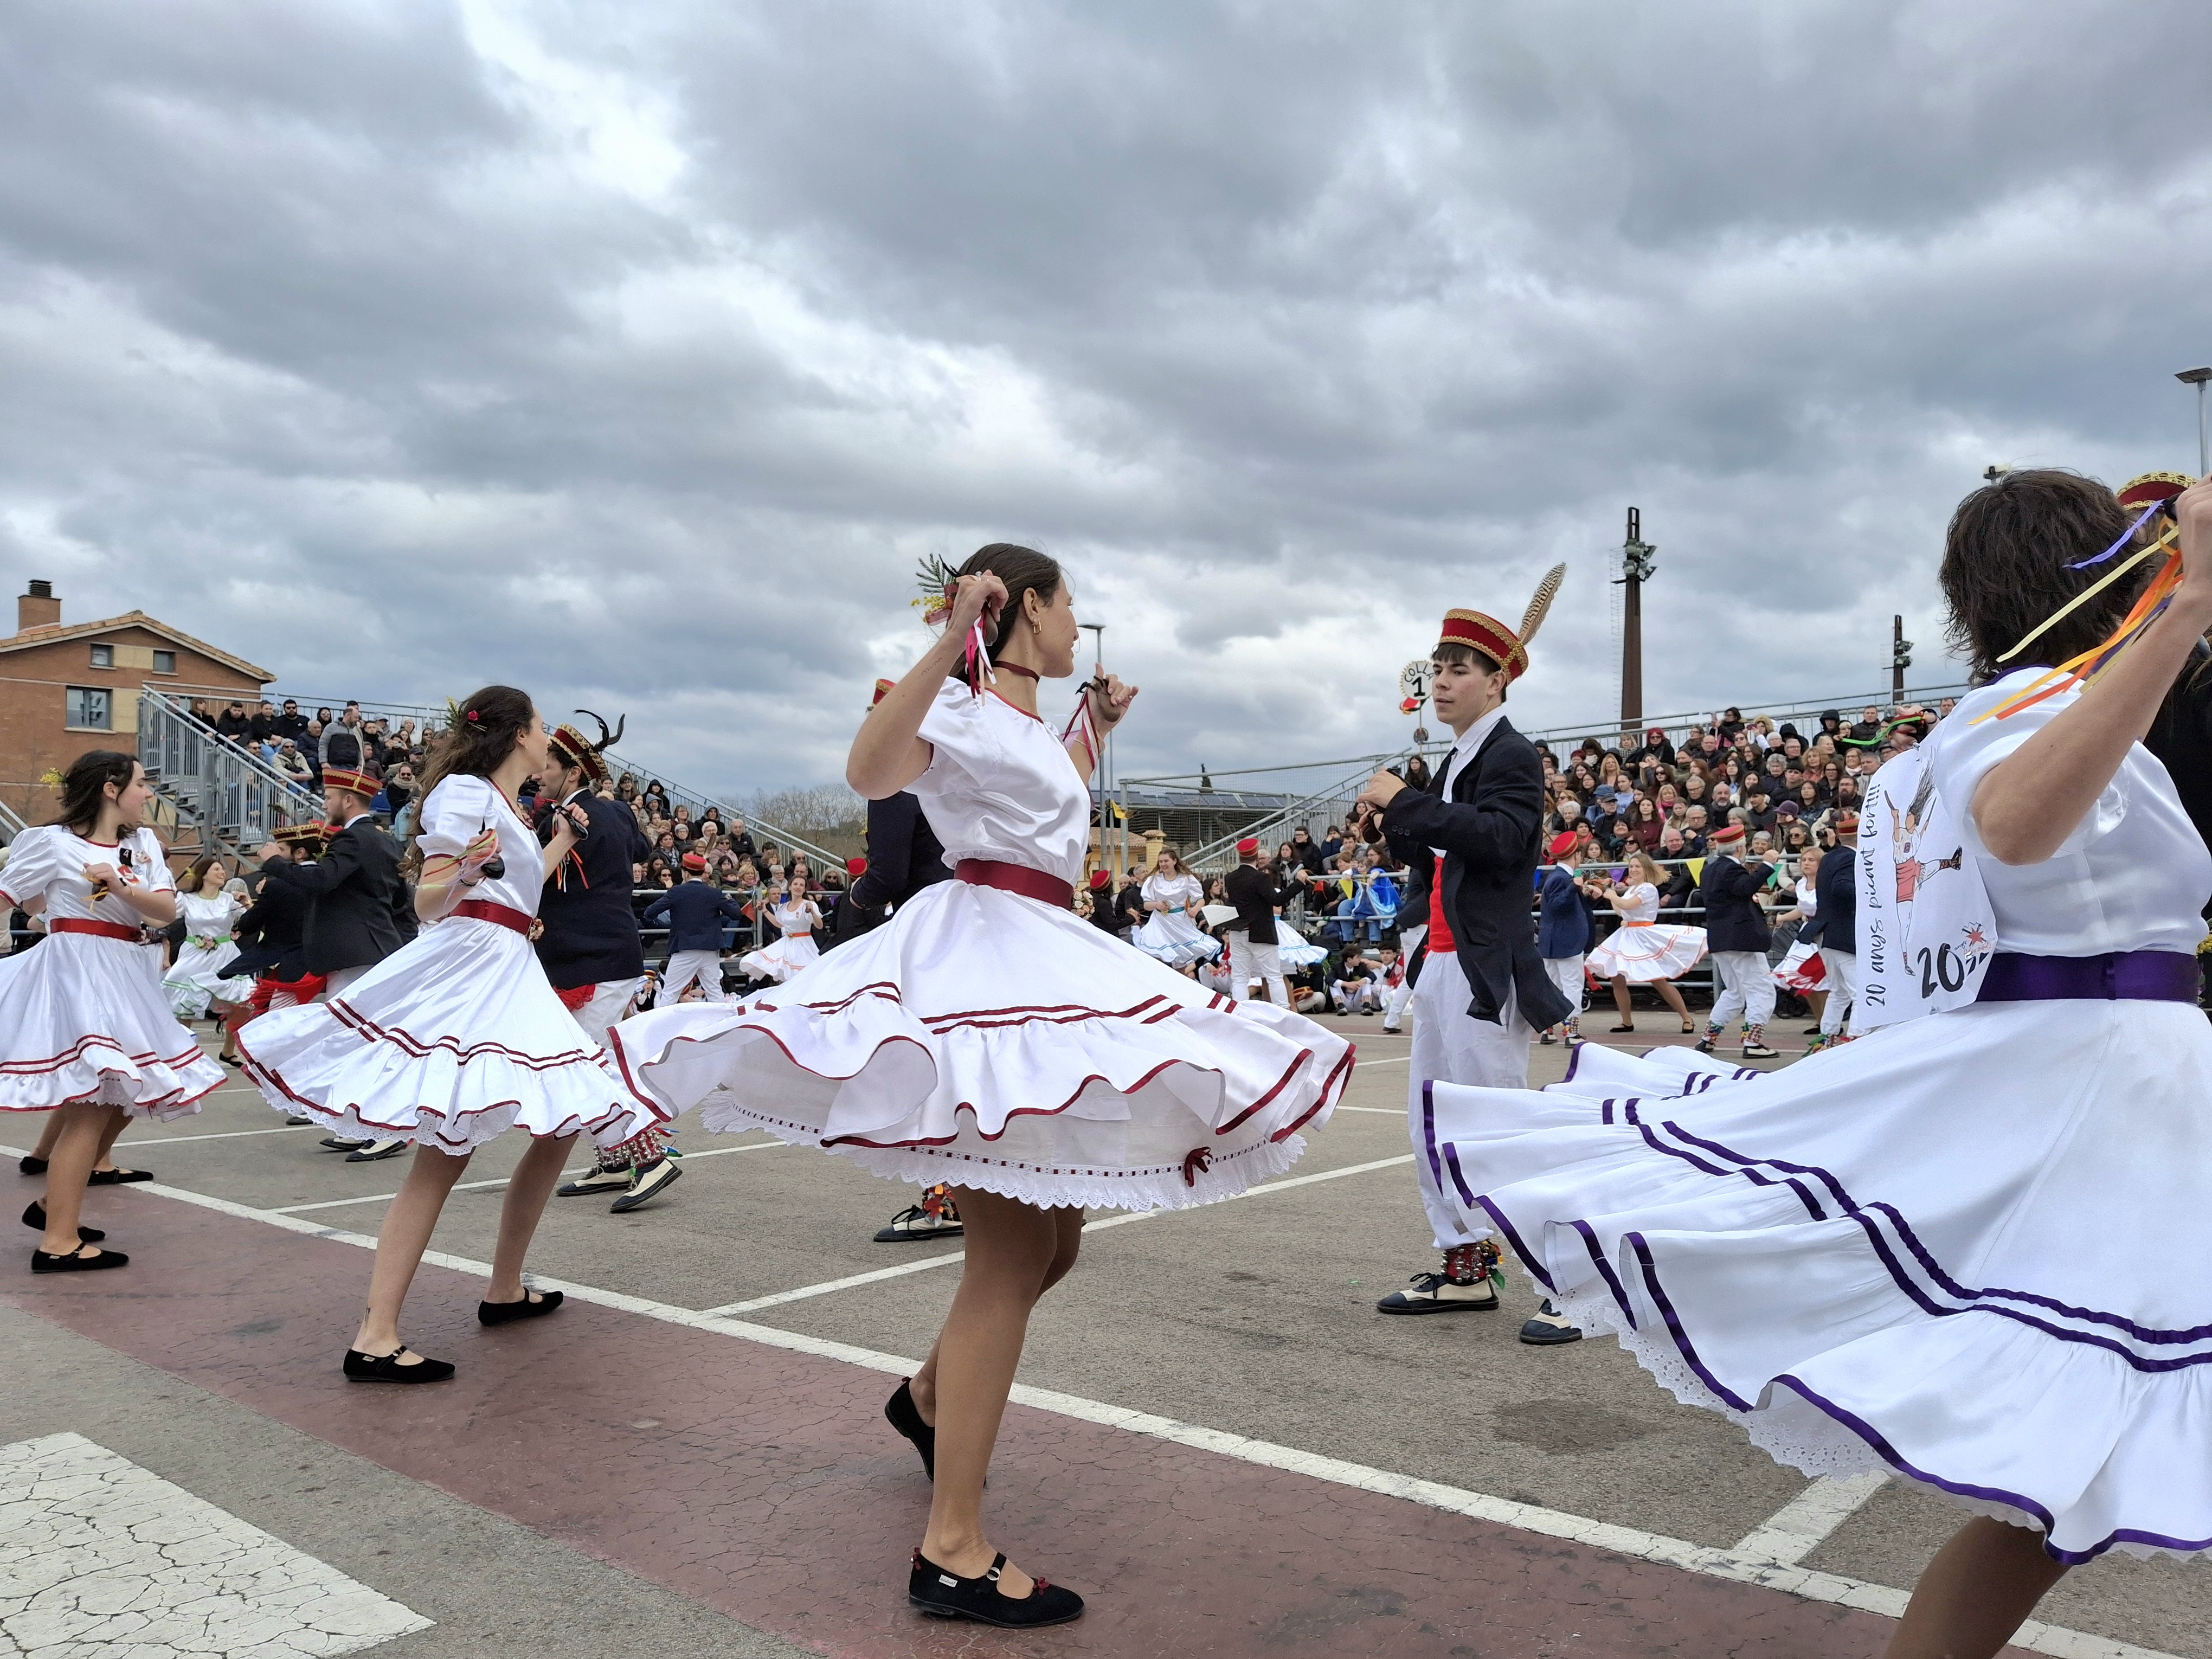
[1975,949,2201,1005]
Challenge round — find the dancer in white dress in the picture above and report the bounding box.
[237,686,662,1383]
[1584,849,1704,1034]
[736,883,821,983]
[612,547,1352,1628]
[0,751,223,1271]
[1130,847,1218,968]
[1425,471,2212,1655]
[161,858,254,1026]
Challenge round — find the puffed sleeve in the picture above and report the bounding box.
[909,680,1001,801]
[416,776,491,861]
[1932,693,2123,860]
[133,829,175,893]
[0,827,59,909]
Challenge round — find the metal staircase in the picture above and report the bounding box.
[137,689,323,863]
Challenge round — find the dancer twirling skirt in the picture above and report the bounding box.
[1425,470,2212,1657]
[0,751,223,1271]
[613,548,1351,1628]
[239,687,664,1382]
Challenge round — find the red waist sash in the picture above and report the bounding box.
[453,899,533,934]
[51,918,145,942]
[956,859,1075,911]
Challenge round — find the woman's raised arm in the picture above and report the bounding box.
[847,573,1005,800]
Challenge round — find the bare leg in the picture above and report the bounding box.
[352,1146,472,1358]
[1886,1517,2067,1659]
[484,1133,577,1303]
[91,1107,131,1174]
[1806,988,1828,1024]
[1654,979,1692,1025]
[1610,974,1634,1024]
[28,1113,63,1161]
[910,1208,1083,1427]
[36,1105,113,1258]
[917,1189,1070,1597]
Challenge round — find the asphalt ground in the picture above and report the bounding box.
[3,1011,2206,1658]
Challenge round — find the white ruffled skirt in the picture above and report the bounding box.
[1131,911,1221,967]
[610,877,1354,1211]
[236,916,662,1153]
[163,938,253,1019]
[1430,1001,2212,1563]
[739,931,819,984]
[0,933,224,1118]
[1586,922,1707,982]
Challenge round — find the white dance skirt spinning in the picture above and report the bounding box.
[610,877,1355,1211]
[1586,922,1706,982]
[236,916,661,1153]
[739,933,819,983]
[1275,919,1328,968]
[1429,1000,2212,1563]
[1131,911,1221,968]
[163,940,253,1019]
[0,931,224,1118]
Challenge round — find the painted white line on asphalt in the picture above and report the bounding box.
[1354,1056,1411,1067]
[80,1169,2179,1659]
[1334,1105,1405,1115]
[1732,1470,1889,1565]
[266,1137,793,1214]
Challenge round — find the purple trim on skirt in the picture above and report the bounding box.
[1472,1192,1554,1290]
[1625,1231,1756,1411]
[1977,949,2200,1005]
[1572,1218,1632,1324]
[1421,1079,1441,1189]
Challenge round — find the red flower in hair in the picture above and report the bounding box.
[465,710,480,723]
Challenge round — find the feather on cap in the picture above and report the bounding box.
[1435,563,1567,682]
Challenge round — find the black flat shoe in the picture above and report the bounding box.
[344,1346,455,1383]
[885,1379,936,1480]
[478,1288,563,1326]
[18,1156,47,1176]
[32,1244,127,1273]
[909,1551,1083,1628]
[1610,1023,1635,1033]
[87,1168,153,1186]
[22,1202,102,1243]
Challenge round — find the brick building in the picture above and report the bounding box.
[0,580,272,823]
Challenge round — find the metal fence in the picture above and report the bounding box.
[137,689,324,853]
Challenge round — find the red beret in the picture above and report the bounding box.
[1709,821,1746,845]
[1236,838,1259,856]
[681,852,706,871]
[1088,869,1111,890]
[845,857,868,876]
[1547,831,1578,860]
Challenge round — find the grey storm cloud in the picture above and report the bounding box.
[3,0,2211,796]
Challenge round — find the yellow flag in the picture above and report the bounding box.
[1686,857,1706,883]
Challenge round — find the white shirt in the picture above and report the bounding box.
[0,825,173,924]
[417,775,544,919]
[1430,700,1513,860]
[910,679,1091,887]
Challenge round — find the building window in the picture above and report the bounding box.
[151,650,176,674]
[88,644,113,668]
[65,687,112,730]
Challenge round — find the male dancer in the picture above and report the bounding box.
[1535,831,1593,1045]
[1803,809,1859,1052]
[255,766,414,1162]
[1219,839,1287,1005]
[1356,575,1573,1317]
[1694,821,1779,1059]
[643,855,749,1003]
[227,824,327,1118]
[531,717,674,1212]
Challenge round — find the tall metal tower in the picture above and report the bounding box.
[1616,507,1656,730]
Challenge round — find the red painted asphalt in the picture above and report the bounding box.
[7,1185,1953,1657]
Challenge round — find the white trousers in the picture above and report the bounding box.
[1818,948,1857,1036]
[318,964,370,1001]
[1226,929,1287,1006]
[568,976,644,1051]
[1331,978,1377,1013]
[1542,955,1586,1024]
[1708,949,1777,1034]
[1407,950,1529,1250]
[660,949,729,1004]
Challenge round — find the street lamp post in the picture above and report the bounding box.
[1078,622,1112,876]
[2177,367,2212,477]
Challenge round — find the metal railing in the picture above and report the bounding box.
[0,797,27,847]
[137,689,323,854]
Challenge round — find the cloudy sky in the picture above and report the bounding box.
[5,0,2211,799]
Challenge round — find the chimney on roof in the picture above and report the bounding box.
[17,580,59,635]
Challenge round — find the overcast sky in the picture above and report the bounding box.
[5,1,2211,797]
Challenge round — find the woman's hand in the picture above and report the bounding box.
[458,827,501,879]
[946,571,1008,640]
[1087,672,1137,730]
[82,861,122,892]
[2174,478,2212,624]
[547,802,588,848]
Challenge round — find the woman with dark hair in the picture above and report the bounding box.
[238,686,661,1384]
[0,751,221,1270]
[1422,472,2212,1657]
[613,545,1351,1628]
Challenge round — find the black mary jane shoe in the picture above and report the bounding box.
[32,1244,128,1274]
[343,1346,456,1384]
[22,1202,103,1243]
[1609,1023,1636,1033]
[87,1168,153,1186]
[909,1550,1083,1628]
[18,1155,47,1176]
[478,1288,564,1327]
[885,1379,936,1480]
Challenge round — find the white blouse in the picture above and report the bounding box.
[0,825,173,924]
[910,679,1091,888]
[1617,882,1661,924]
[1142,872,1203,912]
[1795,878,1818,918]
[417,775,544,919]
[1923,670,2210,958]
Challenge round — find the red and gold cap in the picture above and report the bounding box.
[546,724,609,787]
[871,678,896,708]
[1435,563,1566,684]
[2117,472,2194,512]
[845,856,868,876]
[320,767,379,799]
